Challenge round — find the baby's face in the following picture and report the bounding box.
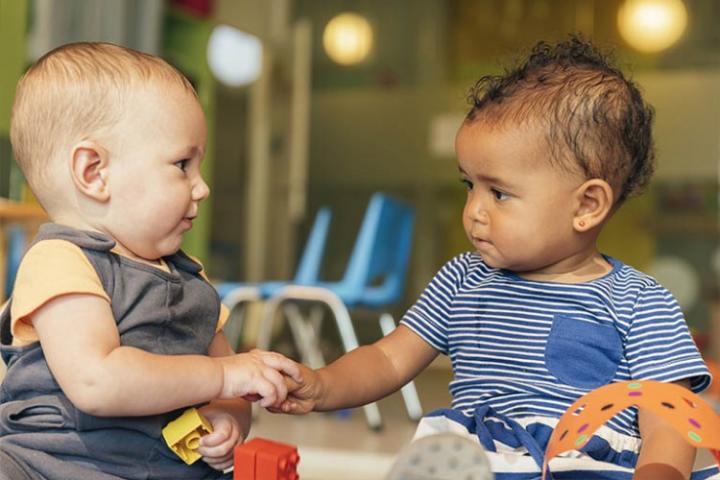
[102,83,209,261]
[456,121,585,276]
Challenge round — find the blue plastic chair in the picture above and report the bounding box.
[257,193,421,430]
[216,207,332,348]
[5,227,27,299]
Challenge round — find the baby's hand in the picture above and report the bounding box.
[196,407,241,471]
[269,363,320,415]
[217,349,303,407]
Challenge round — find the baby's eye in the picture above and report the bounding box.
[491,188,510,201]
[175,159,188,171]
[460,178,473,191]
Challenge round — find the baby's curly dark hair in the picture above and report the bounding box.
[466,34,655,204]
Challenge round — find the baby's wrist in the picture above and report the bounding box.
[214,357,230,399]
[313,368,329,410]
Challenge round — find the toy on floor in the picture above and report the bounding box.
[162,407,213,465]
[234,437,300,480]
[386,432,493,480]
[542,380,720,480]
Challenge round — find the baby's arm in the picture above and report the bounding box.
[33,293,301,417]
[280,325,438,413]
[633,380,696,480]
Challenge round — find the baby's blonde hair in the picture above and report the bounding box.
[10,42,196,208]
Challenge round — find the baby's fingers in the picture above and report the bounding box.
[284,372,304,393]
[257,367,288,407]
[252,350,303,383]
[203,452,234,471]
[199,423,231,449]
[248,376,280,407]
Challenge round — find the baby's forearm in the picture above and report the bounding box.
[634,404,696,480]
[66,345,225,417]
[633,429,695,480]
[313,344,404,411]
[300,327,437,412]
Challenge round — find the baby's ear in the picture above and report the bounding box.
[572,179,614,232]
[70,142,110,202]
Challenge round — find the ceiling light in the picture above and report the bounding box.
[617,0,687,53]
[322,12,373,66]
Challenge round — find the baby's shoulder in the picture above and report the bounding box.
[606,259,663,292]
[21,238,92,271]
[435,252,497,287]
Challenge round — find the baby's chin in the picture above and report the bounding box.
[477,254,525,273]
[473,251,501,268]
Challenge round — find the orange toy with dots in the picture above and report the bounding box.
[542,380,720,480]
[234,437,300,480]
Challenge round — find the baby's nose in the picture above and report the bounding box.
[193,177,210,201]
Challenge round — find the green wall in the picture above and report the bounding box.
[164,8,217,263]
[0,0,27,134]
[0,0,27,199]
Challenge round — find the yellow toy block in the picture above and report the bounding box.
[162,408,213,465]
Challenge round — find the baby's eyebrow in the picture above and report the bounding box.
[459,166,515,189]
[175,145,204,158]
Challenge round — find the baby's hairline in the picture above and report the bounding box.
[13,78,198,201]
[459,111,591,179]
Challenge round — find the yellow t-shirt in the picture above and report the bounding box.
[8,239,228,346]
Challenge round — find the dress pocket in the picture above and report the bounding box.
[544,315,622,389]
[0,395,72,432]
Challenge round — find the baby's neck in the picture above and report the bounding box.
[516,251,613,284]
[48,215,166,268]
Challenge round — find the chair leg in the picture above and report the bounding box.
[256,295,283,351]
[256,287,384,430]
[379,313,424,421]
[321,293,383,431]
[283,303,326,369]
[304,304,326,369]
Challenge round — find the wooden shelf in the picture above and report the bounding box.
[0,199,47,221]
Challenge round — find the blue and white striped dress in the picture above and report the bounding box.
[401,253,716,479]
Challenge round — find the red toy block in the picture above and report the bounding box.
[233,440,260,479]
[234,438,300,480]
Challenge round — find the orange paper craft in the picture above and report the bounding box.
[542,380,720,480]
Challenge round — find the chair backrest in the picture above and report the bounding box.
[340,193,415,307]
[293,206,332,284]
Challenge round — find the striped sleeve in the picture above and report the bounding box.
[400,253,473,354]
[624,283,711,393]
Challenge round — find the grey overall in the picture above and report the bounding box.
[0,224,231,479]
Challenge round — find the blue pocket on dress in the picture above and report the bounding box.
[544,315,622,389]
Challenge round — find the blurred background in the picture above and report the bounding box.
[0,1,718,477]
